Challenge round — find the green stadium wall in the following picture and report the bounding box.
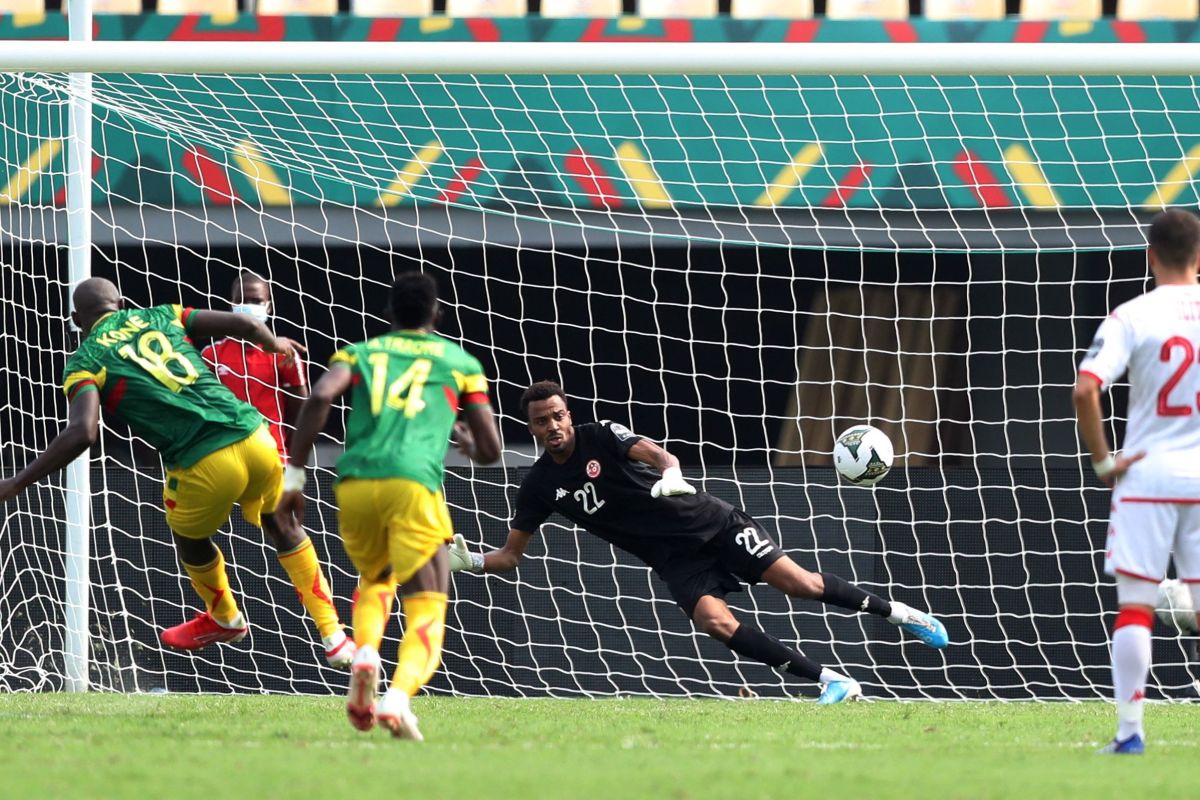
[1,17,1198,216]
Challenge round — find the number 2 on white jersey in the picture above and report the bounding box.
[1157,336,1200,416]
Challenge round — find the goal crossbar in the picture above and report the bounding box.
[0,41,1197,76]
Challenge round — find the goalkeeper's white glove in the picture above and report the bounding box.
[651,467,697,498]
[449,533,485,573]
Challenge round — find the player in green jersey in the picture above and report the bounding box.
[279,271,501,740]
[0,278,354,668]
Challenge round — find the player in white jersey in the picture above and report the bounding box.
[1075,208,1200,755]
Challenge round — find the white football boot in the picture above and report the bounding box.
[324,630,356,670]
[377,689,424,742]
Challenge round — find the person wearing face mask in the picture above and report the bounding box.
[202,272,308,462]
[196,270,352,665]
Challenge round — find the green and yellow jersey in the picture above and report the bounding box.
[62,304,264,469]
[331,330,490,490]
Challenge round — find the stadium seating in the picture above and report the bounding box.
[540,0,622,15]
[923,0,1005,18]
[62,0,142,12]
[0,0,44,12]
[27,0,1200,20]
[352,0,434,14]
[825,0,909,19]
[256,0,338,14]
[1018,0,1102,18]
[730,0,814,18]
[1116,0,1198,17]
[445,0,528,15]
[157,0,237,14]
[638,0,720,17]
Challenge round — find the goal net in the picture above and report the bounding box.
[2,43,1198,700]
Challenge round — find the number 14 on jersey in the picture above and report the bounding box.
[367,355,431,418]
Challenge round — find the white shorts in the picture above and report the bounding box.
[1107,458,1200,583]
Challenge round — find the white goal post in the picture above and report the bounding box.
[2,40,1199,700]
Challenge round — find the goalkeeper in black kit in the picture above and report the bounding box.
[450,381,949,703]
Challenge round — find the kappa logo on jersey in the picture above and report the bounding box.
[586,459,601,478]
[605,421,636,441]
[555,487,568,500]
[1085,336,1104,360]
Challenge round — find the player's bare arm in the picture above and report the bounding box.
[275,364,354,522]
[626,438,678,472]
[283,382,310,450]
[450,528,532,574]
[1072,372,1144,486]
[451,403,502,465]
[0,390,100,502]
[187,309,306,364]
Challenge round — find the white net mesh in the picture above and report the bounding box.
[2,64,1199,699]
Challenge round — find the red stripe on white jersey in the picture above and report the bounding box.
[1121,497,1200,505]
[1114,567,1162,583]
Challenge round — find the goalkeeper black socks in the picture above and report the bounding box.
[726,623,823,682]
[819,572,892,617]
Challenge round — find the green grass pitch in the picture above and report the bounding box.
[0,694,1194,799]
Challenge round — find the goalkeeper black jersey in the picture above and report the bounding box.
[510,421,732,573]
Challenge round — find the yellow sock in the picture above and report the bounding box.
[183,546,241,626]
[392,592,448,697]
[353,576,397,652]
[277,538,342,639]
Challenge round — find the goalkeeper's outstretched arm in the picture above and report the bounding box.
[450,528,532,574]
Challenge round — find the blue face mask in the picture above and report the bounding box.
[231,303,270,323]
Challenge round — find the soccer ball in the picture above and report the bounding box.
[1156,579,1198,634]
[833,425,894,487]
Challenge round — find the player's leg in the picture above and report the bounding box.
[262,511,354,667]
[691,594,860,704]
[1103,577,1156,755]
[336,478,395,732]
[375,481,456,740]
[1099,495,1174,755]
[722,511,949,648]
[240,427,349,665]
[159,451,248,650]
[1170,509,1200,697]
[378,547,449,740]
[760,556,948,648]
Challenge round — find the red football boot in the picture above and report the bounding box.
[160,612,248,651]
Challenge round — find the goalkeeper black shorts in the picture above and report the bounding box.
[658,509,784,619]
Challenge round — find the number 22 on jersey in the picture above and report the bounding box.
[367,354,432,418]
[574,481,605,515]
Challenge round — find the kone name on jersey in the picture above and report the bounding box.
[93,314,151,348]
